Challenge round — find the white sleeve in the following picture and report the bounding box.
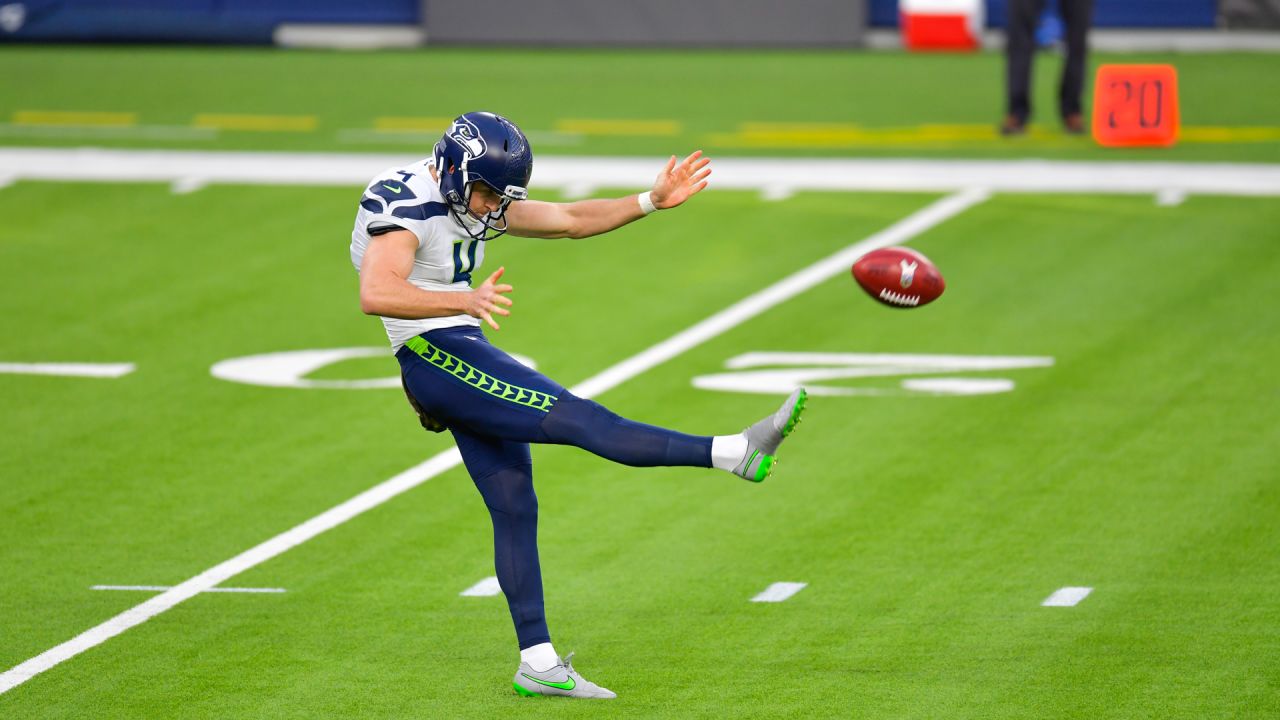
[361,196,426,249]
[361,170,449,250]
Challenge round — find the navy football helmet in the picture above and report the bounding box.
[433,111,532,240]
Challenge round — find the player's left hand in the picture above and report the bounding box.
[650,150,712,210]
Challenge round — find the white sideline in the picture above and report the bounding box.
[0,189,986,695]
[751,582,808,603]
[0,148,1279,197]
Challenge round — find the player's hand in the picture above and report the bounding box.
[650,150,712,209]
[466,267,513,330]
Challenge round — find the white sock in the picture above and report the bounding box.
[710,433,749,471]
[521,642,560,672]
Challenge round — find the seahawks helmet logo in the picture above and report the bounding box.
[448,118,487,158]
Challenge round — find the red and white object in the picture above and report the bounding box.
[900,0,984,51]
[851,247,946,309]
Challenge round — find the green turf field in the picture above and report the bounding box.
[2,46,1279,718]
[1,46,1279,161]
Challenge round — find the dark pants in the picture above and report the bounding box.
[1005,0,1094,122]
[396,326,712,649]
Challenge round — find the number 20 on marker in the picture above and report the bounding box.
[1092,64,1180,148]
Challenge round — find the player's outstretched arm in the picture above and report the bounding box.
[506,150,712,239]
[359,230,513,330]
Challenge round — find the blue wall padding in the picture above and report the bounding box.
[870,0,1217,29]
[3,0,419,43]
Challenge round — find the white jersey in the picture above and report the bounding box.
[349,159,487,351]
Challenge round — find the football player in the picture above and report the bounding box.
[350,111,806,699]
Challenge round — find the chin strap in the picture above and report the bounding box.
[447,197,511,241]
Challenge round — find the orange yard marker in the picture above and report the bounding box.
[1092,64,1179,147]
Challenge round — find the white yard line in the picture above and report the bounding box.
[0,189,983,695]
[751,582,808,603]
[0,362,135,378]
[91,585,286,594]
[1042,587,1094,607]
[458,577,503,597]
[0,148,1278,196]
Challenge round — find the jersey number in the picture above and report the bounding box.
[452,239,480,283]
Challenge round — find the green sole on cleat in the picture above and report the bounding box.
[781,389,808,437]
[752,454,775,482]
[513,682,543,698]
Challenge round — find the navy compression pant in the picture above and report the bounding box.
[396,326,712,648]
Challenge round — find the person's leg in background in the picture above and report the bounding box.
[1057,0,1095,133]
[1004,0,1046,134]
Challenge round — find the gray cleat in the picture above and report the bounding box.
[513,652,616,699]
[732,387,808,483]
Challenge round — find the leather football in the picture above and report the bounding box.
[851,247,945,308]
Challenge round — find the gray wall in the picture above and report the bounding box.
[1221,0,1280,28]
[424,0,867,47]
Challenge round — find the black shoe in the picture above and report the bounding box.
[999,115,1027,137]
[1062,113,1086,135]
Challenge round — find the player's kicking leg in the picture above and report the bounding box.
[537,387,806,483]
[720,387,807,482]
[398,326,808,484]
